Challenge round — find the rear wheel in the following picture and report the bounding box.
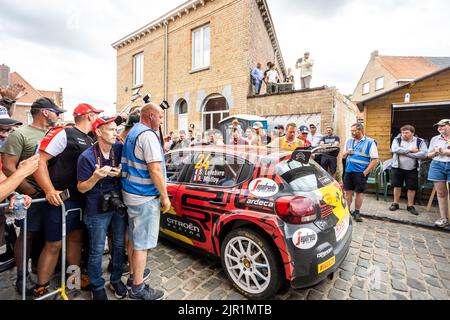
[220,228,282,299]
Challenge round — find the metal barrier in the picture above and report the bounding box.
[0,198,80,300]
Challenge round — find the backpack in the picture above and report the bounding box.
[396,137,424,150]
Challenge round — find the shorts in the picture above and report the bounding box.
[43,200,83,242]
[14,201,46,233]
[321,155,338,174]
[344,172,368,193]
[428,161,450,182]
[127,199,161,251]
[391,168,419,190]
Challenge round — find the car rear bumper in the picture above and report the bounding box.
[290,221,353,289]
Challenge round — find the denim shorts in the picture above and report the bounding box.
[428,161,450,182]
[43,200,83,242]
[127,199,161,251]
[14,201,46,233]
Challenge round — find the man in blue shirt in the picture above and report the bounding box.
[343,123,379,222]
[251,62,264,95]
[77,116,127,300]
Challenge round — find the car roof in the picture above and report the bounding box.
[167,145,290,164]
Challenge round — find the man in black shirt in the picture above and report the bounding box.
[32,103,103,298]
[320,127,341,178]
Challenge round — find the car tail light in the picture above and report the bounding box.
[276,196,317,224]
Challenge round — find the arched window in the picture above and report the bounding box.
[202,95,229,131]
[176,99,188,132]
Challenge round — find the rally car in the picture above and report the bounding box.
[162,145,352,299]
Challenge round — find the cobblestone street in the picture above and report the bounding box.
[1,217,449,301]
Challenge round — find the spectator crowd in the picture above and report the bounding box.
[0,83,449,302]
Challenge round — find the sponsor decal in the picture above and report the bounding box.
[318,176,332,186]
[334,214,350,242]
[161,215,206,242]
[245,198,275,209]
[317,247,333,259]
[318,256,336,274]
[316,184,348,222]
[249,178,279,198]
[292,228,318,250]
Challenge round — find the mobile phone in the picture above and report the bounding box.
[33,143,40,155]
[59,189,70,202]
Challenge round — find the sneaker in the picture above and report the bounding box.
[107,258,130,276]
[109,281,128,299]
[15,273,35,296]
[127,268,151,288]
[128,284,164,301]
[92,288,108,301]
[352,211,363,223]
[435,218,449,228]
[0,253,15,273]
[407,206,419,216]
[389,203,400,211]
[32,284,49,300]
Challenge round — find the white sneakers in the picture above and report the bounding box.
[435,218,449,228]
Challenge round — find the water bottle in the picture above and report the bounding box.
[13,195,27,221]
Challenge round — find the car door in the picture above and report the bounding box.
[175,151,246,255]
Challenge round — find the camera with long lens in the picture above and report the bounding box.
[101,191,127,216]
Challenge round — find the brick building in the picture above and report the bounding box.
[353,50,450,103]
[0,64,64,124]
[113,0,357,142]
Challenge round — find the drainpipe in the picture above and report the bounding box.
[164,20,169,134]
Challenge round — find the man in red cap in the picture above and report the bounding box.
[77,116,127,300]
[32,103,103,298]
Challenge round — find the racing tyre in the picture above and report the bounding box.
[221,228,282,299]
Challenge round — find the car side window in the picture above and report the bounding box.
[165,151,192,183]
[188,152,245,187]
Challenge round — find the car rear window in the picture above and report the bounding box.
[275,159,334,192]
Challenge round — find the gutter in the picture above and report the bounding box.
[164,21,169,134]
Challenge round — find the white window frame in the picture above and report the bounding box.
[192,24,211,71]
[375,77,384,91]
[362,82,370,95]
[133,52,144,87]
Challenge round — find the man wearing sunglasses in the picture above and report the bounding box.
[1,97,65,294]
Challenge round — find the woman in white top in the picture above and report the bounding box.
[427,119,450,228]
[265,63,280,94]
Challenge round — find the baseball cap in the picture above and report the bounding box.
[31,97,66,114]
[124,112,141,128]
[0,106,23,126]
[299,125,309,133]
[309,123,316,128]
[434,119,450,127]
[92,116,116,133]
[73,103,104,117]
[274,124,284,130]
[252,122,263,129]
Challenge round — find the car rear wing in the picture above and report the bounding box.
[291,147,340,164]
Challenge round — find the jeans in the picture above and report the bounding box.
[254,81,262,95]
[84,211,126,291]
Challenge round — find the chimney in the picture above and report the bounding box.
[0,64,10,87]
[371,50,379,61]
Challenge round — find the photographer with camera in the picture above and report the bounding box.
[77,117,127,300]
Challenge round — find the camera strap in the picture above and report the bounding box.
[93,143,119,192]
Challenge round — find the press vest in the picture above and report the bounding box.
[345,137,375,173]
[121,123,166,197]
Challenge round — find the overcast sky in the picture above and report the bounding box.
[1,0,449,118]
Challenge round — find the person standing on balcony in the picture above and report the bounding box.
[389,125,427,216]
[251,62,264,95]
[296,51,314,89]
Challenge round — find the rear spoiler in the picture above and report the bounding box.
[291,147,340,164]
